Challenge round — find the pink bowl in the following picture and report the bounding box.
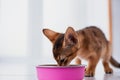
[36,64,85,80]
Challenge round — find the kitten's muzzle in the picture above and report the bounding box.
[58,59,69,66]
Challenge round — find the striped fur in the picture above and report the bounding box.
[43,26,120,77]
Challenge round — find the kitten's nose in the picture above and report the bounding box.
[59,59,66,66]
[60,59,65,63]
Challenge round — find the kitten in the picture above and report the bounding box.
[42,26,120,77]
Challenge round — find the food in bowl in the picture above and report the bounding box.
[36,64,85,80]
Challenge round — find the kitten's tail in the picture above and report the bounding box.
[110,56,120,68]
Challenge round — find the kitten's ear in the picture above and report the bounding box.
[63,27,78,47]
[43,29,60,43]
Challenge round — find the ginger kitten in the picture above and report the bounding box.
[42,26,120,77]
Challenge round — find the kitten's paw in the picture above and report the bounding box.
[105,68,113,74]
[85,68,95,77]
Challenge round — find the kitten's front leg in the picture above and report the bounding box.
[102,60,113,74]
[85,56,99,77]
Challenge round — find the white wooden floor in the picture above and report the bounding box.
[0,62,120,80]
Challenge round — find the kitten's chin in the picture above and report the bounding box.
[58,63,70,66]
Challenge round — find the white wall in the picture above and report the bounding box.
[42,0,87,64]
[42,0,110,64]
[86,0,109,40]
[112,0,120,61]
[43,0,87,30]
[0,0,43,75]
[0,0,111,74]
[28,0,43,65]
[0,0,28,57]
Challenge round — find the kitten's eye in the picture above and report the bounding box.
[65,44,73,48]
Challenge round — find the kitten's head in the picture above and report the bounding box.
[43,27,79,66]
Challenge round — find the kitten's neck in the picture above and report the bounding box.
[75,30,84,49]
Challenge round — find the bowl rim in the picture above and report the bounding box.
[36,64,86,68]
